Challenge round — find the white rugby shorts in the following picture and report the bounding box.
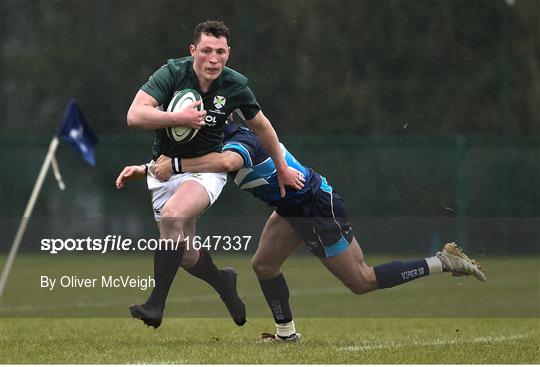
[146,162,227,221]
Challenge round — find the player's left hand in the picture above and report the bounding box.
[277,166,305,197]
[155,155,173,182]
[116,165,145,189]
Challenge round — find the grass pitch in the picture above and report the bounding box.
[2,318,538,364]
[1,254,539,363]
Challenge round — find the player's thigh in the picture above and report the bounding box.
[162,180,210,220]
[159,180,209,242]
[319,237,377,294]
[253,211,304,271]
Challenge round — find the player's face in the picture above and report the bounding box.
[190,34,230,85]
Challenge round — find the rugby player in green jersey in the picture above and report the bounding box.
[125,20,302,328]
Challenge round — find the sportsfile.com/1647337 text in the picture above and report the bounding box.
[39,235,252,254]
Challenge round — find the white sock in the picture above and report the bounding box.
[276,320,296,338]
[425,256,444,274]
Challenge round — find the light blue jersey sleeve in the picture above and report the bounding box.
[222,141,253,168]
[223,134,313,204]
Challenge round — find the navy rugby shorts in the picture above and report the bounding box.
[275,174,354,258]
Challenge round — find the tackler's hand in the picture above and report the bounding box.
[155,155,173,182]
[116,165,145,189]
[277,166,305,197]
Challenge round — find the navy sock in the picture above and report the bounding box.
[147,244,185,309]
[258,273,293,324]
[186,249,226,296]
[373,259,429,289]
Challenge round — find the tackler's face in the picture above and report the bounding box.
[190,33,230,84]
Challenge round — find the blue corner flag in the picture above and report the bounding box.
[57,98,98,166]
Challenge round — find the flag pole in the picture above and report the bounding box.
[51,154,65,190]
[0,136,60,296]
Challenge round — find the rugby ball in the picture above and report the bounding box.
[166,88,204,143]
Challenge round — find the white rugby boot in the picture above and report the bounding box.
[437,242,486,281]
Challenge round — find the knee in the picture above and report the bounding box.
[161,205,187,221]
[251,257,280,279]
[160,208,189,234]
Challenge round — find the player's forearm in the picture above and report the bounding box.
[248,114,288,172]
[261,132,287,173]
[127,105,178,130]
[182,153,230,172]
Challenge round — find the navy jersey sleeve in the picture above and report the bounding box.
[222,140,255,168]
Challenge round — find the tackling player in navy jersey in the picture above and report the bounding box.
[117,120,486,342]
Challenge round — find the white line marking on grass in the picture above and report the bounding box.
[1,286,350,312]
[0,294,220,312]
[337,333,532,352]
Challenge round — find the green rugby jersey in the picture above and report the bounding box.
[140,57,261,159]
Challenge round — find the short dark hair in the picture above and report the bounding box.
[193,20,230,45]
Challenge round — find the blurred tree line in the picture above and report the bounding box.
[1,1,539,254]
[2,0,539,136]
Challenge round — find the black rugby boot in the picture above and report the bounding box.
[219,267,246,326]
[129,302,164,329]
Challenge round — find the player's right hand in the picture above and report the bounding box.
[277,166,305,197]
[116,165,145,189]
[171,100,206,129]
